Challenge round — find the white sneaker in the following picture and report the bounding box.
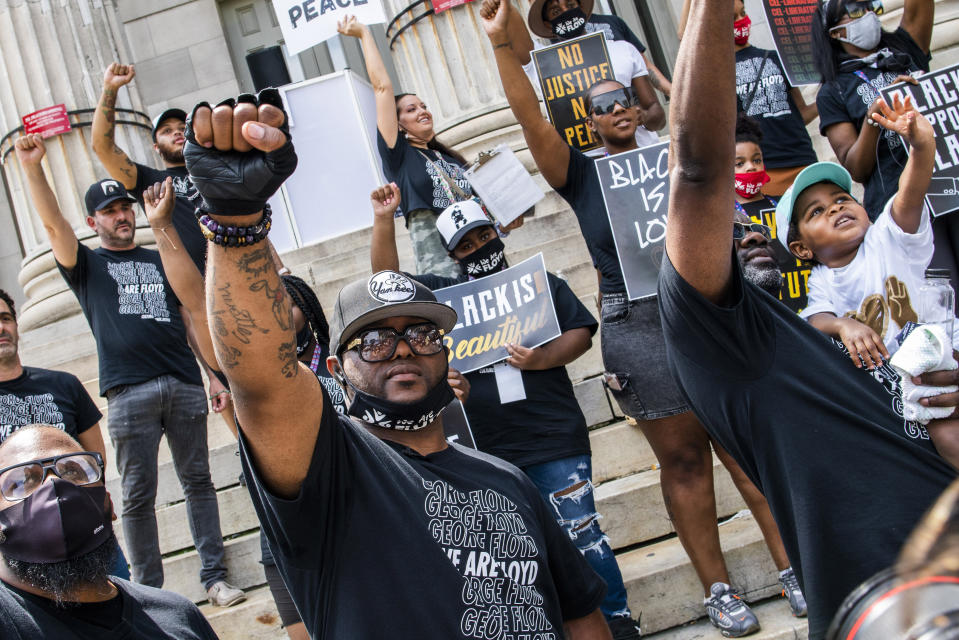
[207,580,246,607]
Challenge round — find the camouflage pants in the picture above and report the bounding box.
[408,208,461,277]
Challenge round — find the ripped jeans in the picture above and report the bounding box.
[523,454,631,621]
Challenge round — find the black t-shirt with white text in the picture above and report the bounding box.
[133,164,207,272]
[57,244,201,396]
[735,46,816,169]
[0,577,218,639]
[239,398,607,639]
[376,132,473,222]
[657,254,954,639]
[0,367,101,443]
[558,149,626,293]
[816,28,930,218]
[414,272,598,468]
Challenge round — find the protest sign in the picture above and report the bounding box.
[595,140,669,301]
[464,145,544,227]
[272,0,386,55]
[443,400,476,448]
[761,0,819,87]
[433,254,561,373]
[882,64,959,217]
[432,0,471,12]
[742,204,810,313]
[531,33,612,153]
[22,105,70,138]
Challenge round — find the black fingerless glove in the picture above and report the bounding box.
[183,89,298,217]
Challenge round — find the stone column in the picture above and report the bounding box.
[0,0,156,330]
[383,0,537,163]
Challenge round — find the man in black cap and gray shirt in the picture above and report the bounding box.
[92,63,206,272]
[186,89,611,639]
[13,133,244,608]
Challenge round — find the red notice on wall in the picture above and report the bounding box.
[431,0,472,13]
[22,104,71,138]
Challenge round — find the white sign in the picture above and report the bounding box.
[273,0,387,55]
[464,145,544,227]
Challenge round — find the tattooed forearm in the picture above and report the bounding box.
[249,278,293,331]
[278,340,298,378]
[213,333,242,370]
[236,245,273,279]
[214,282,269,345]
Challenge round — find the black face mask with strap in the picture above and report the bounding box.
[458,237,508,278]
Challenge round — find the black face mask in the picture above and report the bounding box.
[343,368,454,431]
[295,324,314,356]
[459,237,508,278]
[0,479,112,564]
[551,7,587,38]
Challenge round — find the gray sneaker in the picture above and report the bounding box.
[704,582,760,637]
[779,567,808,617]
[207,580,246,607]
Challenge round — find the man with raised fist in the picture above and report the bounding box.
[13,133,244,608]
[188,89,612,639]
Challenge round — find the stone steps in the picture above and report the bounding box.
[200,585,285,640]
[647,597,808,640]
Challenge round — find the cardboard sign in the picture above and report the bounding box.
[443,400,476,448]
[595,140,670,301]
[272,0,387,55]
[761,0,819,87]
[432,0,471,12]
[882,64,959,217]
[531,32,612,153]
[743,204,810,313]
[22,104,71,138]
[432,254,561,373]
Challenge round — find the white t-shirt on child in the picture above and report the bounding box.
[800,196,954,354]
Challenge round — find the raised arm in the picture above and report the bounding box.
[185,91,319,498]
[91,63,140,189]
[498,1,537,65]
[14,135,79,269]
[665,0,736,303]
[872,95,935,233]
[900,0,935,54]
[337,17,400,147]
[480,0,571,189]
[370,183,403,272]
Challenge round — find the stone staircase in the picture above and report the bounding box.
[16,183,807,639]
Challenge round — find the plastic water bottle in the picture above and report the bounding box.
[919,268,955,348]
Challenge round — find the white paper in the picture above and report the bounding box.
[273,0,387,55]
[465,145,544,226]
[494,362,527,404]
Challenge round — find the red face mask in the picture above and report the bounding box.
[734,15,751,45]
[734,170,770,198]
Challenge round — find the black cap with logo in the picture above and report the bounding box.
[329,271,457,356]
[84,179,137,216]
[151,108,187,141]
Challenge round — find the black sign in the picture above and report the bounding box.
[746,205,810,313]
[433,254,561,373]
[762,0,819,87]
[443,400,476,448]
[881,64,959,217]
[595,141,670,301]
[531,32,613,153]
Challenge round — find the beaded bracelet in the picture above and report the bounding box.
[196,205,272,246]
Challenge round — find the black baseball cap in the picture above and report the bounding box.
[329,271,457,356]
[151,108,187,141]
[84,179,136,216]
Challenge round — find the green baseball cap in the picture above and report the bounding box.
[775,162,853,252]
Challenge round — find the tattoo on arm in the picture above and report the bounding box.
[214,282,270,345]
[249,279,293,331]
[278,340,298,378]
[236,246,273,278]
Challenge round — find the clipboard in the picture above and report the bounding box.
[464,144,544,226]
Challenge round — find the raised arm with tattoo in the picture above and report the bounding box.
[665,0,737,303]
[91,63,140,189]
[184,91,316,498]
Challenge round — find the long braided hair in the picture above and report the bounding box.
[281,275,330,350]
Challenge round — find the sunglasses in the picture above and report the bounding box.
[344,323,446,363]
[589,88,638,116]
[733,221,773,241]
[843,0,884,19]
[0,451,104,502]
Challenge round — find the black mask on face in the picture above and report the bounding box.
[459,237,508,278]
[343,366,454,431]
[0,479,112,564]
[551,7,587,38]
[295,323,314,356]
